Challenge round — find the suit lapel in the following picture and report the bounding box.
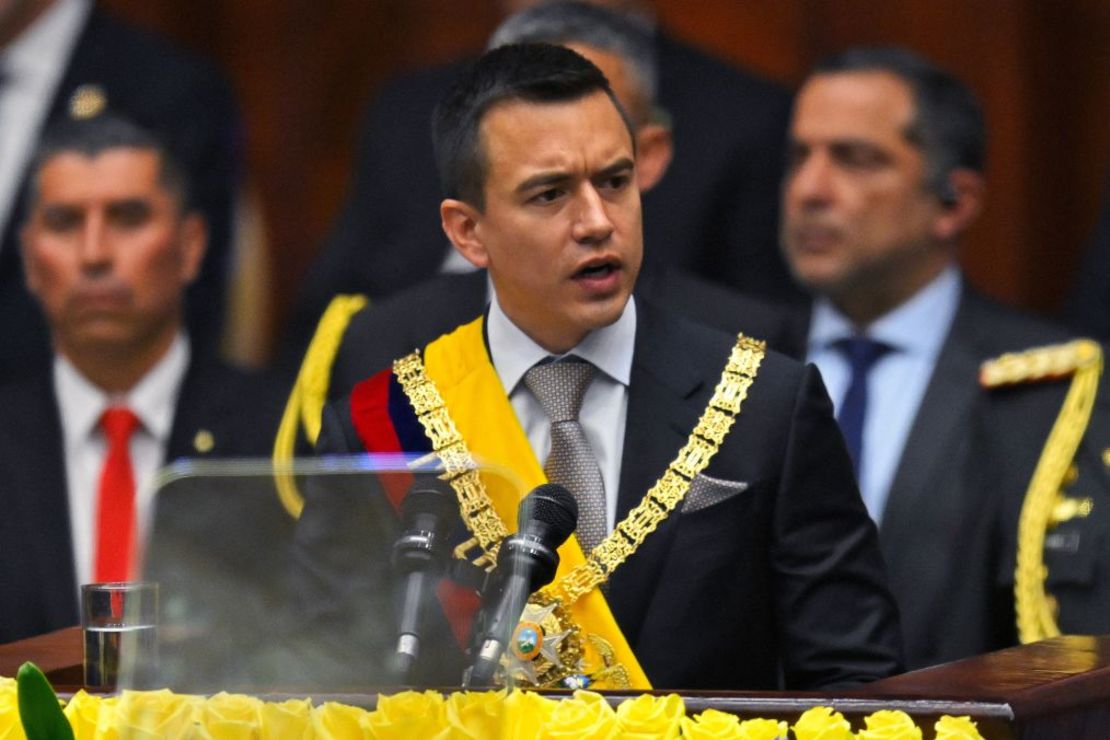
[880,290,981,564]
[608,303,706,644]
[166,359,206,462]
[1,374,79,629]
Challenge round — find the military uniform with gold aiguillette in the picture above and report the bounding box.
[952,340,1109,655]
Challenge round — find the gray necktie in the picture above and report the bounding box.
[524,359,607,554]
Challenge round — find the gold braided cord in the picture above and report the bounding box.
[981,340,1101,388]
[395,334,766,607]
[1015,340,1103,643]
[272,294,369,519]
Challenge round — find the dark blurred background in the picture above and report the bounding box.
[99,0,1110,363]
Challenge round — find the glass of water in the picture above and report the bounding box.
[81,582,158,689]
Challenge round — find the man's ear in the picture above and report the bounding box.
[179,213,208,285]
[440,198,489,268]
[635,122,673,192]
[19,223,42,298]
[931,169,984,242]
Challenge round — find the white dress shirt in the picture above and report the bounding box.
[0,0,89,243]
[55,333,189,587]
[486,295,636,532]
[806,266,961,524]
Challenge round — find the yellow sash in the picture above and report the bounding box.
[423,318,651,689]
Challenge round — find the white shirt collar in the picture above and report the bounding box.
[2,0,89,86]
[54,333,191,446]
[487,295,637,395]
[808,265,962,358]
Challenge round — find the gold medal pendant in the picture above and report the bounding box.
[498,593,631,689]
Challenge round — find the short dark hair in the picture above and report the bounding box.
[432,42,634,210]
[487,1,658,125]
[813,46,985,196]
[27,113,192,211]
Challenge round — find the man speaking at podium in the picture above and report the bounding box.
[296,43,902,690]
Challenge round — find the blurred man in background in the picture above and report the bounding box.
[780,46,1069,668]
[0,0,240,368]
[0,114,272,645]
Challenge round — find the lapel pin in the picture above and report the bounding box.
[69,84,107,119]
[193,429,215,454]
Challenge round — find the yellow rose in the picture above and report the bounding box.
[736,717,788,740]
[259,698,313,740]
[615,693,684,740]
[313,700,372,739]
[0,676,26,740]
[858,710,922,740]
[114,689,204,739]
[441,690,507,740]
[499,689,556,740]
[793,706,853,740]
[935,715,984,740]
[64,690,108,740]
[365,690,445,739]
[538,690,618,740]
[680,709,742,739]
[202,692,263,739]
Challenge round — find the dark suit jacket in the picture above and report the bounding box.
[0,356,282,646]
[790,285,1070,669]
[0,8,240,369]
[283,31,800,363]
[946,357,1110,658]
[300,301,902,690]
[327,265,804,402]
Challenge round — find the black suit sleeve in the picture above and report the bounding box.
[772,365,904,688]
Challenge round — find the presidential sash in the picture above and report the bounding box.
[351,317,765,689]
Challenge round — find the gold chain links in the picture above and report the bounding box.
[548,335,765,605]
[393,353,508,562]
[394,334,766,607]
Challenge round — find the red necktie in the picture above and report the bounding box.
[94,407,140,582]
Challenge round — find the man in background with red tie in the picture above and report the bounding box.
[0,113,275,644]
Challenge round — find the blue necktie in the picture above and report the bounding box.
[834,337,892,476]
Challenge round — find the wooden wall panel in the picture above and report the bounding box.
[96,0,1109,353]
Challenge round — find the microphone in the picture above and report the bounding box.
[391,477,458,683]
[464,483,578,687]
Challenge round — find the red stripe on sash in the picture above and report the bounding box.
[350,371,411,510]
[349,367,481,648]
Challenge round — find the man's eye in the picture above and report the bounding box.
[836,146,887,169]
[109,201,152,226]
[41,208,81,232]
[601,174,630,191]
[531,188,563,204]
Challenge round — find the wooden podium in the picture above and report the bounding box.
[3,628,1109,738]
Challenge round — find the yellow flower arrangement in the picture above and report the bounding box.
[0,676,26,740]
[794,706,854,740]
[615,693,684,739]
[857,710,924,740]
[3,664,989,740]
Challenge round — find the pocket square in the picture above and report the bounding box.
[681,473,749,513]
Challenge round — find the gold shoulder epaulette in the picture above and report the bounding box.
[272,293,369,518]
[979,339,1102,389]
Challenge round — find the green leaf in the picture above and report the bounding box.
[16,662,74,740]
